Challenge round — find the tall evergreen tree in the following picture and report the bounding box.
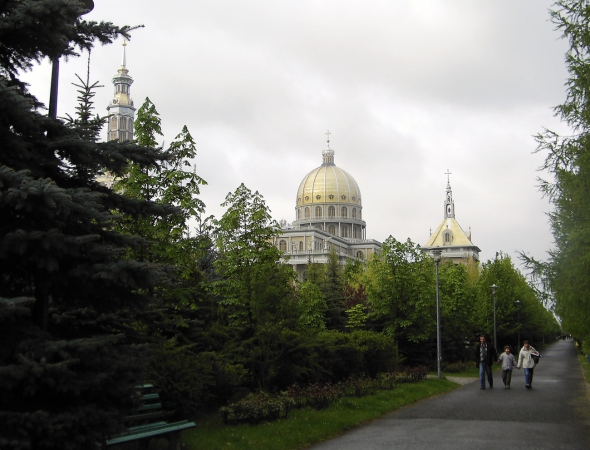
[114,97,210,310]
[523,0,590,348]
[0,2,177,448]
[213,184,298,389]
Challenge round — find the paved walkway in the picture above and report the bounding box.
[310,340,590,450]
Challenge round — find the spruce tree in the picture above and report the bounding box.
[0,2,177,448]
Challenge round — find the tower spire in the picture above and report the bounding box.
[121,40,127,68]
[444,170,455,219]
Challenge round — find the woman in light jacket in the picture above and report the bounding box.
[516,340,537,389]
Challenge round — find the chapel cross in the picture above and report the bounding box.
[445,169,452,183]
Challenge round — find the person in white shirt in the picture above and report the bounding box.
[516,340,538,389]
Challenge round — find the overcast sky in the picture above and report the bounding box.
[23,0,572,269]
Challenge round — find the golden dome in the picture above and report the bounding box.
[296,150,361,207]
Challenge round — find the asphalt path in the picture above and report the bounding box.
[310,340,590,450]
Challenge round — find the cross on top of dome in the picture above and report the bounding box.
[322,130,335,165]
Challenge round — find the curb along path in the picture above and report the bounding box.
[310,340,590,450]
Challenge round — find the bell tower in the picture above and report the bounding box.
[106,41,135,141]
[444,169,455,219]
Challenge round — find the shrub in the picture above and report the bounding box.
[220,367,427,426]
[350,330,400,377]
[395,366,428,383]
[220,392,295,425]
[315,331,364,381]
[343,374,375,397]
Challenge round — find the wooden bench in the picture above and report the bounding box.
[105,384,195,450]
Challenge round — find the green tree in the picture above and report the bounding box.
[213,183,294,326]
[0,3,176,448]
[114,98,210,310]
[523,0,590,349]
[365,237,435,347]
[323,247,346,329]
[438,261,477,362]
[476,254,559,350]
[296,280,327,331]
[213,184,298,390]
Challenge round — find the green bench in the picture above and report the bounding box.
[105,384,195,450]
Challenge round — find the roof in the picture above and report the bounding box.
[424,217,475,248]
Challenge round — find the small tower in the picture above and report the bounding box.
[106,40,135,141]
[422,171,480,265]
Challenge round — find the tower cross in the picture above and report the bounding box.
[326,130,331,149]
[445,169,452,183]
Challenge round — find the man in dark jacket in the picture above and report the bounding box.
[474,335,497,389]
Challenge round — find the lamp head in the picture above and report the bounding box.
[432,247,442,263]
[514,300,521,309]
[491,284,498,294]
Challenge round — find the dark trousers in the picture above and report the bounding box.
[524,367,534,387]
[479,362,493,388]
[502,369,512,387]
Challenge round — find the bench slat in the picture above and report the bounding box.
[124,410,169,423]
[106,421,195,445]
[136,403,161,412]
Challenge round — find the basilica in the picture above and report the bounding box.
[274,140,382,280]
[98,45,479,272]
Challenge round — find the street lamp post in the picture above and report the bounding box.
[48,1,94,119]
[433,248,442,379]
[515,300,521,350]
[491,284,498,351]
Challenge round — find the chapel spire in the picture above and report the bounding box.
[444,169,455,219]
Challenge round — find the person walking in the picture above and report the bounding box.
[474,335,497,389]
[516,340,538,389]
[497,345,517,388]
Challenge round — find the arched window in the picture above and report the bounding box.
[341,227,348,238]
[442,229,453,245]
[297,208,301,219]
[356,251,364,260]
[305,207,310,218]
[352,208,357,219]
[341,207,348,218]
[315,206,322,218]
[328,206,335,218]
[328,225,336,235]
[110,116,117,130]
[353,227,358,238]
[299,241,304,251]
[279,240,287,252]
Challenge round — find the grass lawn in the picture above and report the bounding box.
[182,378,458,450]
